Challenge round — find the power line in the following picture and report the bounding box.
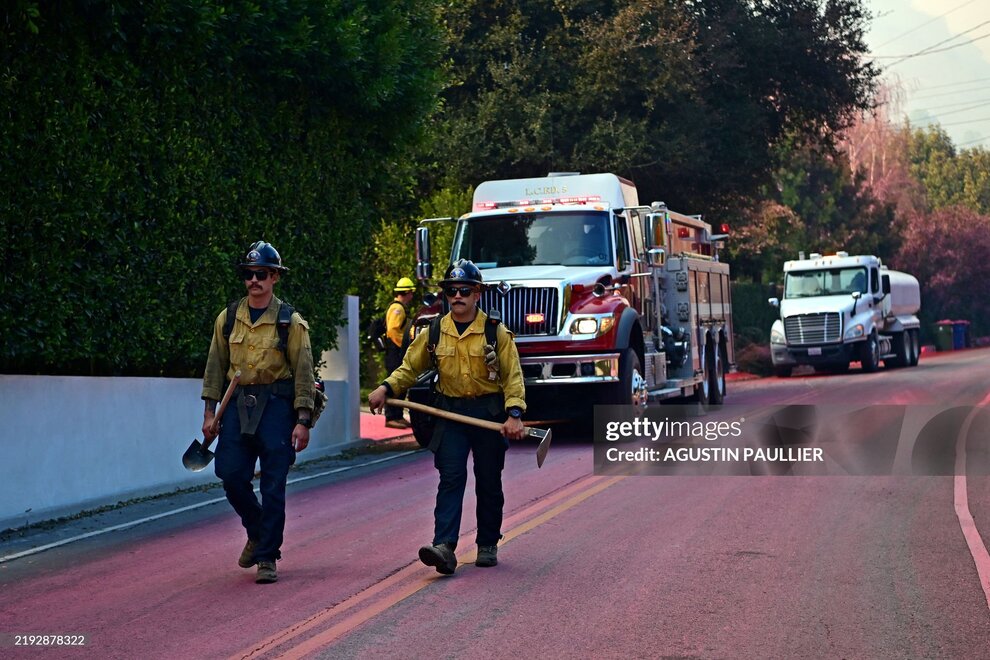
[938,115,990,128]
[957,134,990,146]
[911,84,990,101]
[915,76,990,91]
[875,0,979,49]
[909,99,990,119]
[873,19,990,67]
[908,96,990,113]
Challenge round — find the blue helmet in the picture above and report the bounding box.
[438,259,483,287]
[239,241,288,273]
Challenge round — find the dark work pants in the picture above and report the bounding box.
[432,399,508,547]
[214,392,296,563]
[384,340,405,421]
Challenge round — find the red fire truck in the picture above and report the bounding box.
[409,172,734,428]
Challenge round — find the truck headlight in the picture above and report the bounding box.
[770,327,786,345]
[570,316,615,336]
[844,324,864,340]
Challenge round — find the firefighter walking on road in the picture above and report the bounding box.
[383,277,416,429]
[369,260,527,575]
[201,241,315,584]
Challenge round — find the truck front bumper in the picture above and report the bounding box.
[772,342,857,367]
[519,353,621,384]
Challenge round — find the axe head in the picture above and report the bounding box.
[528,427,552,468]
[182,439,215,472]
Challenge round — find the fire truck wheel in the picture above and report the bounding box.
[709,341,725,405]
[688,345,711,408]
[608,348,646,410]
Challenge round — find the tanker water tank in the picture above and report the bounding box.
[886,270,921,317]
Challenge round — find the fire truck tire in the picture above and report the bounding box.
[688,345,711,407]
[774,366,792,378]
[860,331,881,373]
[908,329,921,367]
[608,348,646,409]
[709,341,725,405]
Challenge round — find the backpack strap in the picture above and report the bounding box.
[427,316,442,370]
[276,302,294,356]
[485,308,501,348]
[222,299,242,346]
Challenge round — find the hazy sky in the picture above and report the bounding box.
[866,0,990,149]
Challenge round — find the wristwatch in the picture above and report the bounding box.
[296,417,312,428]
[507,407,522,419]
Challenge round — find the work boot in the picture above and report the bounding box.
[238,539,258,568]
[418,542,457,575]
[256,560,278,584]
[476,545,498,567]
[385,418,411,429]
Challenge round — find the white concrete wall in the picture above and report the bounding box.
[0,296,361,531]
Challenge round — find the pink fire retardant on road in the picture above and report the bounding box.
[360,410,415,441]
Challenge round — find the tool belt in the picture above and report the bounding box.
[233,379,294,436]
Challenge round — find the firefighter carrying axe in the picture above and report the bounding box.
[386,398,552,468]
[182,371,241,472]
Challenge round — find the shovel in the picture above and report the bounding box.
[182,371,241,472]
[386,398,553,468]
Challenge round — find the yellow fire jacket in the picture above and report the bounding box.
[201,296,315,411]
[385,309,526,412]
[385,300,408,348]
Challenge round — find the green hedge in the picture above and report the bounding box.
[0,1,443,376]
[731,281,780,345]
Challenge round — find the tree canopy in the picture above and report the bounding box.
[429,0,878,216]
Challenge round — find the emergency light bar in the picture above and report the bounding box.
[473,195,602,211]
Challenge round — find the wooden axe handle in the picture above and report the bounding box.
[206,370,241,443]
[387,397,504,432]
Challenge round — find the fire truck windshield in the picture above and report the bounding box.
[452,211,613,268]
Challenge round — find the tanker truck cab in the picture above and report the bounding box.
[412,172,734,426]
[769,252,922,377]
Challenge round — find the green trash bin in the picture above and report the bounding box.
[934,321,955,351]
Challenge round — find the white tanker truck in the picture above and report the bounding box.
[768,252,922,376]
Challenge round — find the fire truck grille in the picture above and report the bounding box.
[481,287,559,336]
[784,313,842,345]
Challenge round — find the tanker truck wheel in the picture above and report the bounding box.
[908,330,921,367]
[860,331,881,373]
[888,332,909,368]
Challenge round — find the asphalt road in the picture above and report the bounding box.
[2,348,990,658]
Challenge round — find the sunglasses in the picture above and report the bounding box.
[444,286,476,298]
[240,269,271,281]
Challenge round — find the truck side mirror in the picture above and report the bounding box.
[768,298,779,309]
[881,274,891,295]
[644,213,663,249]
[647,247,665,267]
[415,226,432,281]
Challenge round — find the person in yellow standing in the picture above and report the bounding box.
[369,260,526,574]
[201,241,315,584]
[383,277,416,428]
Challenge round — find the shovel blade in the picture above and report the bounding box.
[530,428,552,468]
[182,439,215,472]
